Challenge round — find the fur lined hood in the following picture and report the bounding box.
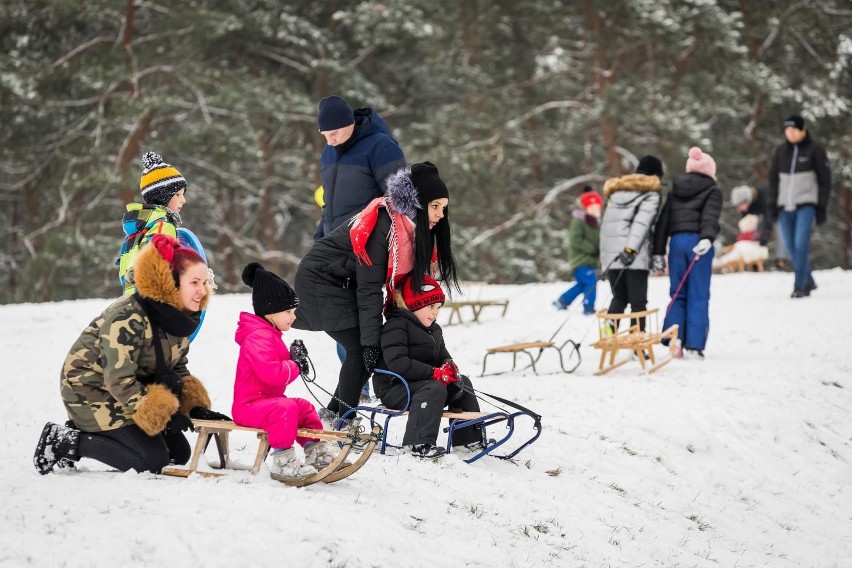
[603,174,661,198]
[133,241,211,312]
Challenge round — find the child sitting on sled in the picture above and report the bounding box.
[233,263,347,480]
[118,151,191,295]
[712,214,769,270]
[372,273,486,459]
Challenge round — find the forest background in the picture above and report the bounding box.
[1,0,850,303]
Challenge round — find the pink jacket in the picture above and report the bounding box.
[232,312,301,424]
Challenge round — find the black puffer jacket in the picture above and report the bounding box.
[292,212,390,346]
[372,308,451,398]
[653,172,723,255]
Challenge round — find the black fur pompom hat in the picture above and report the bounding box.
[241,263,298,316]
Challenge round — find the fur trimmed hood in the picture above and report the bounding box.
[133,241,210,312]
[603,174,661,198]
[383,167,422,220]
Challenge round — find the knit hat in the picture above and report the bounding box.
[579,191,603,209]
[241,262,299,316]
[401,273,446,312]
[783,114,805,130]
[139,151,187,206]
[410,161,449,207]
[685,147,717,180]
[635,155,664,178]
[317,95,355,131]
[731,185,753,207]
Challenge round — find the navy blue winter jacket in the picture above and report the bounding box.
[315,108,405,240]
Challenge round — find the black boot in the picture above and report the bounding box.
[33,422,80,475]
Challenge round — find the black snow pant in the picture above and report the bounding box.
[607,269,650,331]
[325,327,369,417]
[77,424,190,473]
[377,376,482,447]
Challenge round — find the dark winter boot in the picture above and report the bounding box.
[33,422,80,475]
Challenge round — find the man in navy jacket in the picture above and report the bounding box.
[314,95,406,241]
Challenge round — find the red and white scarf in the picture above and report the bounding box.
[350,197,416,299]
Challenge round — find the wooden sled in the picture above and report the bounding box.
[161,419,382,487]
[590,308,679,376]
[481,339,581,376]
[444,280,510,325]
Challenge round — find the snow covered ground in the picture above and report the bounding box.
[2,269,850,567]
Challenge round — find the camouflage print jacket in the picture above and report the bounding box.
[61,237,211,433]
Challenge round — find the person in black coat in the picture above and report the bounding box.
[767,114,832,298]
[373,274,483,458]
[652,147,723,359]
[293,162,460,423]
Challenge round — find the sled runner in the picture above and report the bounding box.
[340,369,542,463]
[161,419,382,487]
[590,308,679,375]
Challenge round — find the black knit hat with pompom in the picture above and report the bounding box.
[241,262,298,316]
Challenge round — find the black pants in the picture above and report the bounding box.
[607,269,649,331]
[326,327,369,416]
[377,376,482,447]
[78,424,190,473]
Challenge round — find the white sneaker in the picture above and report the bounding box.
[303,441,340,469]
[269,448,317,479]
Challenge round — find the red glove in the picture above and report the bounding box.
[432,362,459,386]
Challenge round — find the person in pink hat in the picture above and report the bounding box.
[652,147,723,360]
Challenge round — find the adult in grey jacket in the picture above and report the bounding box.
[599,156,663,331]
[767,114,831,298]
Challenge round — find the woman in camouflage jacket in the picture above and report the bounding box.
[34,234,229,475]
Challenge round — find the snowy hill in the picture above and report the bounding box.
[2,270,850,567]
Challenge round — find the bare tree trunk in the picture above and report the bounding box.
[582,0,623,175]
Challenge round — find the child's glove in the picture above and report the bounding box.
[289,339,308,360]
[616,247,637,266]
[432,362,459,386]
[692,238,712,256]
[442,359,460,377]
[289,340,310,376]
[652,255,666,273]
[362,345,381,373]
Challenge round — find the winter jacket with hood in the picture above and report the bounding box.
[767,130,831,225]
[232,311,302,428]
[117,202,181,294]
[567,211,600,270]
[653,172,723,255]
[372,308,452,398]
[315,108,406,240]
[293,169,419,347]
[599,174,661,271]
[61,239,212,435]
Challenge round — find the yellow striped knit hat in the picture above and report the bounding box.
[139,151,187,206]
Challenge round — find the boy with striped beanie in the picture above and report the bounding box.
[118,151,190,294]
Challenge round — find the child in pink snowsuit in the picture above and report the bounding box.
[233,263,341,479]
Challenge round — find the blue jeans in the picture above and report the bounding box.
[777,205,816,291]
[558,265,597,313]
[663,233,713,351]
